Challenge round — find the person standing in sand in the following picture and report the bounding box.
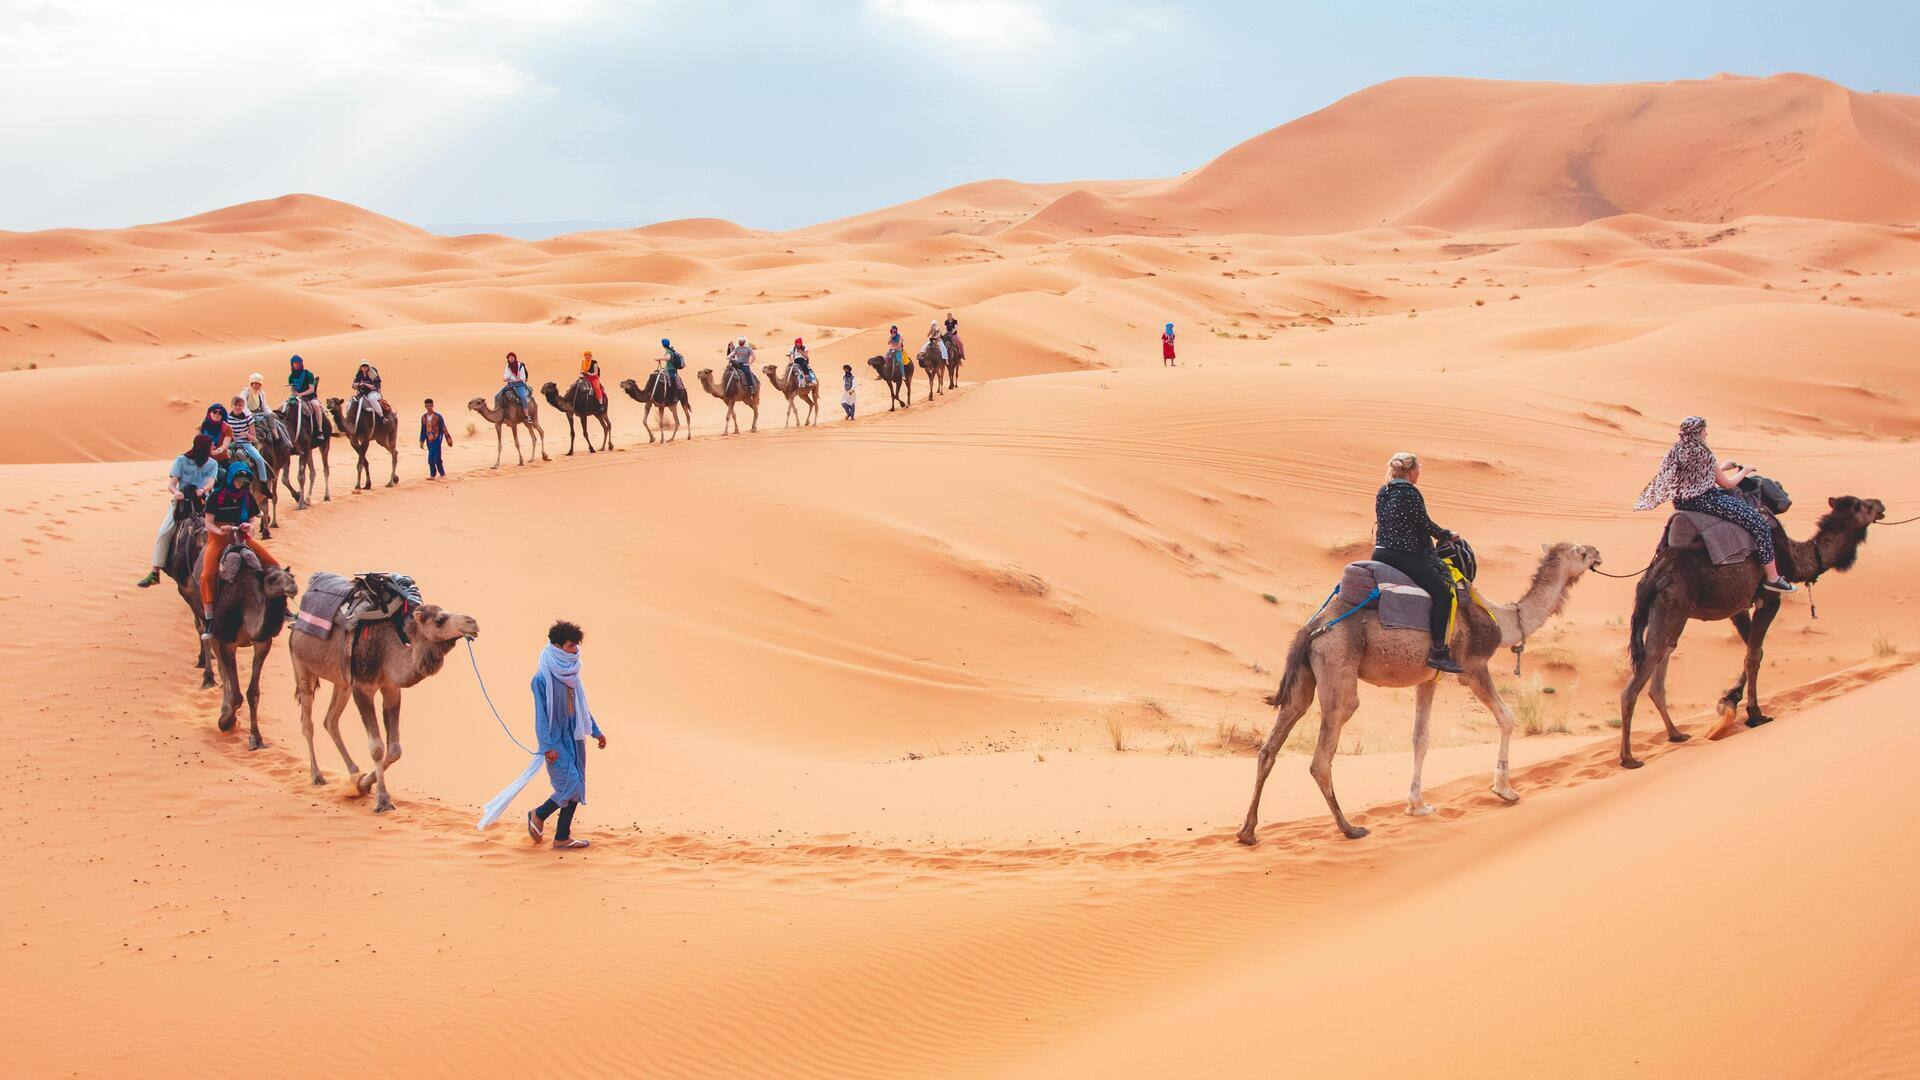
[526,620,606,851]
[418,399,452,479]
[841,364,856,420]
[136,433,219,588]
[1161,322,1176,367]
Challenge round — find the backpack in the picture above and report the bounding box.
[1738,474,1792,515]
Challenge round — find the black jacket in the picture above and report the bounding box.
[1374,480,1448,555]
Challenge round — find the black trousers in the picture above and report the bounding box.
[1372,547,1454,646]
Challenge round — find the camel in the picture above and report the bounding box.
[621,372,693,443]
[937,332,964,390]
[697,367,760,435]
[247,415,291,538]
[865,354,912,411]
[541,378,613,456]
[202,542,298,750]
[326,396,399,490]
[763,363,820,428]
[1238,542,1603,842]
[277,397,332,506]
[162,491,218,687]
[915,340,950,400]
[1619,495,1884,766]
[288,597,480,814]
[467,388,550,467]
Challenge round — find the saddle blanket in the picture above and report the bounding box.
[294,572,359,638]
[1666,511,1757,567]
[1337,560,1437,631]
[218,543,262,582]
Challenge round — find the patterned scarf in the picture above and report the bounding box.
[1635,416,1716,510]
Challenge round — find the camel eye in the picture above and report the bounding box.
[436,614,447,625]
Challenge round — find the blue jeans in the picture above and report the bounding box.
[508,382,532,407]
[425,437,445,477]
[1676,490,1775,564]
[230,443,269,481]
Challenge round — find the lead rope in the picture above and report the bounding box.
[466,638,538,755]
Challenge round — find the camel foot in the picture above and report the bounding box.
[1668,731,1692,743]
[1235,828,1258,846]
[352,772,374,796]
[310,772,326,786]
[1492,785,1520,804]
[1745,714,1775,728]
[374,799,394,814]
[217,714,236,733]
[247,734,264,751]
[200,673,216,689]
[1621,756,1644,770]
[1406,802,1435,817]
[1340,825,1371,841]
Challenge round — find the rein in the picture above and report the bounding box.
[465,638,538,756]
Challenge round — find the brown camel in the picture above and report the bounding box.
[541,378,613,455]
[865,354,912,411]
[1239,542,1603,842]
[937,332,964,389]
[288,596,480,814]
[1619,495,1884,765]
[246,412,291,538]
[915,339,949,400]
[467,388,550,467]
[202,542,298,750]
[326,396,399,490]
[277,397,332,506]
[763,363,820,427]
[162,490,218,687]
[621,372,693,443]
[697,367,760,435]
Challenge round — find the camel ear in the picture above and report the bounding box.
[1829,497,1842,509]
[1541,543,1551,554]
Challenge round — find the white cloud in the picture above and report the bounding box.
[866,0,1058,52]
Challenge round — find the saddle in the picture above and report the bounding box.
[1328,539,1480,633]
[294,571,422,641]
[1662,484,1782,566]
[218,542,263,583]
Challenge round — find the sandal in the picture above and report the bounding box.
[551,838,590,851]
[526,810,543,843]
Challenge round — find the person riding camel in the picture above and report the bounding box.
[943,312,961,352]
[926,320,948,361]
[788,337,816,385]
[222,394,271,485]
[886,324,904,378]
[287,354,322,434]
[351,360,390,419]
[657,339,685,392]
[1373,452,1466,674]
[242,372,271,415]
[199,463,281,639]
[503,351,533,408]
[727,336,758,394]
[1635,415,1795,593]
[137,433,220,588]
[199,403,230,449]
[580,350,607,406]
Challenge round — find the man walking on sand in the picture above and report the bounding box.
[419,398,452,479]
[526,620,606,851]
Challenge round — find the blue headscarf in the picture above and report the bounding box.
[1164,323,1174,333]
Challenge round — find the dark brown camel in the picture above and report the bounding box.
[865,354,912,411]
[467,388,550,467]
[938,332,964,389]
[288,597,479,814]
[1620,496,1884,766]
[202,542,298,750]
[696,368,760,435]
[277,397,332,506]
[541,378,613,455]
[326,396,399,490]
[621,372,693,443]
[915,340,947,400]
[246,413,291,537]
[162,490,218,687]
[763,363,820,428]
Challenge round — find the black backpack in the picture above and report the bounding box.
[1738,474,1792,515]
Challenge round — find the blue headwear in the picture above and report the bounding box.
[1164,323,1174,333]
[660,338,670,347]
[290,354,304,368]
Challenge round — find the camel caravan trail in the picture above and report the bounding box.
[7,70,1920,1077]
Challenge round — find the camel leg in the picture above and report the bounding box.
[492,424,505,468]
[748,401,758,433]
[642,404,657,443]
[351,687,395,813]
[535,423,550,461]
[1646,652,1689,743]
[215,643,242,734]
[1309,675,1366,839]
[318,440,331,501]
[1235,656,1317,845]
[1462,667,1521,803]
[379,687,403,772]
[601,415,613,452]
[245,642,270,750]
[319,682,362,785]
[386,441,399,486]
[1722,598,1780,729]
[1618,600,1685,768]
[1407,678,1439,815]
[565,415,577,456]
[295,667,325,784]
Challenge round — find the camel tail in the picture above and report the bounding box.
[1264,623,1317,708]
[1627,570,1658,672]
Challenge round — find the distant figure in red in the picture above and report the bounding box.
[1161,322,1176,367]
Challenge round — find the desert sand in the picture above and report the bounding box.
[3,73,1919,1077]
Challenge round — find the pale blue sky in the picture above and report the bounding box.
[6,0,1917,233]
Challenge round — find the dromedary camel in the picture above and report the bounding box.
[1619,495,1884,765]
[163,491,218,687]
[697,367,760,435]
[203,543,298,750]
[541,378,613,456]
[866,354,912,411]
[278,397,332,506]
[621,373,692,443]
[327,396,399,490]
[937,332,964,390]
[763,363,820,428]
[468,389,550,467]
[288,598,480,813]
[1238,541,1603,842]
[915,340,949,400]
[247,413,290,538]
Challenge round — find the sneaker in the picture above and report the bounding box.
[136,571,160,588]
[551,838,590,851]
[1763,578,1797,594]
[1425,645,1466,674]
[526,809,543,843]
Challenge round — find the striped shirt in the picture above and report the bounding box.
[225,412,256,445]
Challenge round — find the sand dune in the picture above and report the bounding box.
[5,73,1920,1077]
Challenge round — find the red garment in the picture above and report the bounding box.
[1161,332,1176,359]
[585,373,606,404]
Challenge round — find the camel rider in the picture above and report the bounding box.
[503,351,533,408]
[728,336,758,394]
[943,312,961,351]
[927,321,947,361]
[242,372,271,415]
[1635,415,1794,593]
[352,361,390,419]
[886,324,904,378]
[199,464,281,638]
[221,395,271,483]
[657,339,685,391]
[287,355,322,435]
[199,403,230,448]
[581,350,607,406]
[138,433,220,588]
[1373,452,1466,674]
[788,337,815,385]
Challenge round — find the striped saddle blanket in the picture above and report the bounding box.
[1337,561,1438,631]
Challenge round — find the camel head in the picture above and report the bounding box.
[540,381,562,406]
[408,603,479,644]
[866,355,885,378]
[1818,496,1885,572]
[467,396,489,416]
[1539,541,1604,579]
[263,564,299,601]
[696,368,718,391]
[619,378,640,399]
[324,396,345,421]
